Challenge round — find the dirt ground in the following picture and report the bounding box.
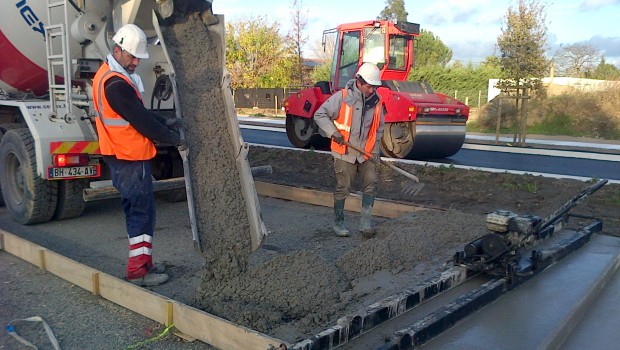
[247,146,620,235]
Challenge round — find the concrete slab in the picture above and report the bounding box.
[420,233,620,350]
[561,239,620,349]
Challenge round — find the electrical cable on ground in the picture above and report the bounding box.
[126,323,175,350]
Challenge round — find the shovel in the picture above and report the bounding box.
[343,140,425,196]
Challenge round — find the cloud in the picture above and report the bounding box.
[579,0,620,11]
[449,39,497,64]
[588,35,620,57]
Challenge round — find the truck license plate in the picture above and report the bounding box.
[48,165,100,179]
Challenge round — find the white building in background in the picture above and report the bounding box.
[487,77,619,102]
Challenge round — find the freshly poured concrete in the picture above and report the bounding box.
[421,233,620,350]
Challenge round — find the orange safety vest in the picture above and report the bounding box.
[331,89,382,159]
[92,62,156,161]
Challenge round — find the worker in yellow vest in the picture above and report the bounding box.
[314,63,385,238]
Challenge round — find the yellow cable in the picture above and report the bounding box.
[126,323,175,350]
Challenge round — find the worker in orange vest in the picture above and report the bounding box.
[93,24,184,286]
[314,63,385,238]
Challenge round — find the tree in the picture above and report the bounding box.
[496,0,548,84]
[225,16,296,89]
[554,43,601,77]
[288,0,309,84]
[310,61,331,82]
[591,56,620,80]
[496,0,549,144]
[380,0,408,22]
[415,30,453,67]
[481,55,502,68]
[308,33,336,83]
[309,31,336,62]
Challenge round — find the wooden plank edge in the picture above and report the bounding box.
[0,229,286,350]
[255,181,439,218]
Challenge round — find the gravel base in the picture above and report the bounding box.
[0,250,214,350]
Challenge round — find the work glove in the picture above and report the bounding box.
[165,117,183,130]
[371,152,381,165]
[331,131,345,145]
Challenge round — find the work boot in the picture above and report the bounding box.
[128,272,169,287]
[359,194,375,238]
[333,199,350,237]
[149,263,166,274]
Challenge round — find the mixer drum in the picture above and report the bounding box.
[0,1,107,95]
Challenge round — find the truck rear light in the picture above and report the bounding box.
[53,154,89,167]
[408,106,415,117]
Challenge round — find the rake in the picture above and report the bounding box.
[343,141,425,196]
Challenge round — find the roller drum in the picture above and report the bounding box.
[381,118,466,160]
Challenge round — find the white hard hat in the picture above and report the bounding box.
[356,63,382,86]
[113,24,149,59]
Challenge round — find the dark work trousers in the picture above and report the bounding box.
[109,159,156,279]
[333,158,378,201]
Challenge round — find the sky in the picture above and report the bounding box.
[213,0,620,67]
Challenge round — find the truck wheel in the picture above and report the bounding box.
[54,179,88,220]
[0,123,27,207]
[0,129,58,224]
[153,153,186,203]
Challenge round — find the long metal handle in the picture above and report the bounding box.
[343,140,420,183]
[382,161,420,183]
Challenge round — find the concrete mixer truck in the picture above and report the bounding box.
[0,0,212,224]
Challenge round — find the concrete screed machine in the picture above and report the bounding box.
[0,1,223,227]
[283,19,470,160]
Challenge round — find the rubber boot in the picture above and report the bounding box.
[128,272,169,287]
[148,263,166,274]
[333,199,350,237]
[359,194,376,238]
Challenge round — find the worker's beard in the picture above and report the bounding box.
[125,65,136,73]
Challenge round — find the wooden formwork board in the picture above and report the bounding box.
[84,180,436,219]
[0,230,284,350]
[255,181,437,218]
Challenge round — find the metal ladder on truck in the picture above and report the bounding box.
[44,0,74,121]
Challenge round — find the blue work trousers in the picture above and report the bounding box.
[109,160,156,238]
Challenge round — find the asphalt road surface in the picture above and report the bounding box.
[239,127,620,181]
